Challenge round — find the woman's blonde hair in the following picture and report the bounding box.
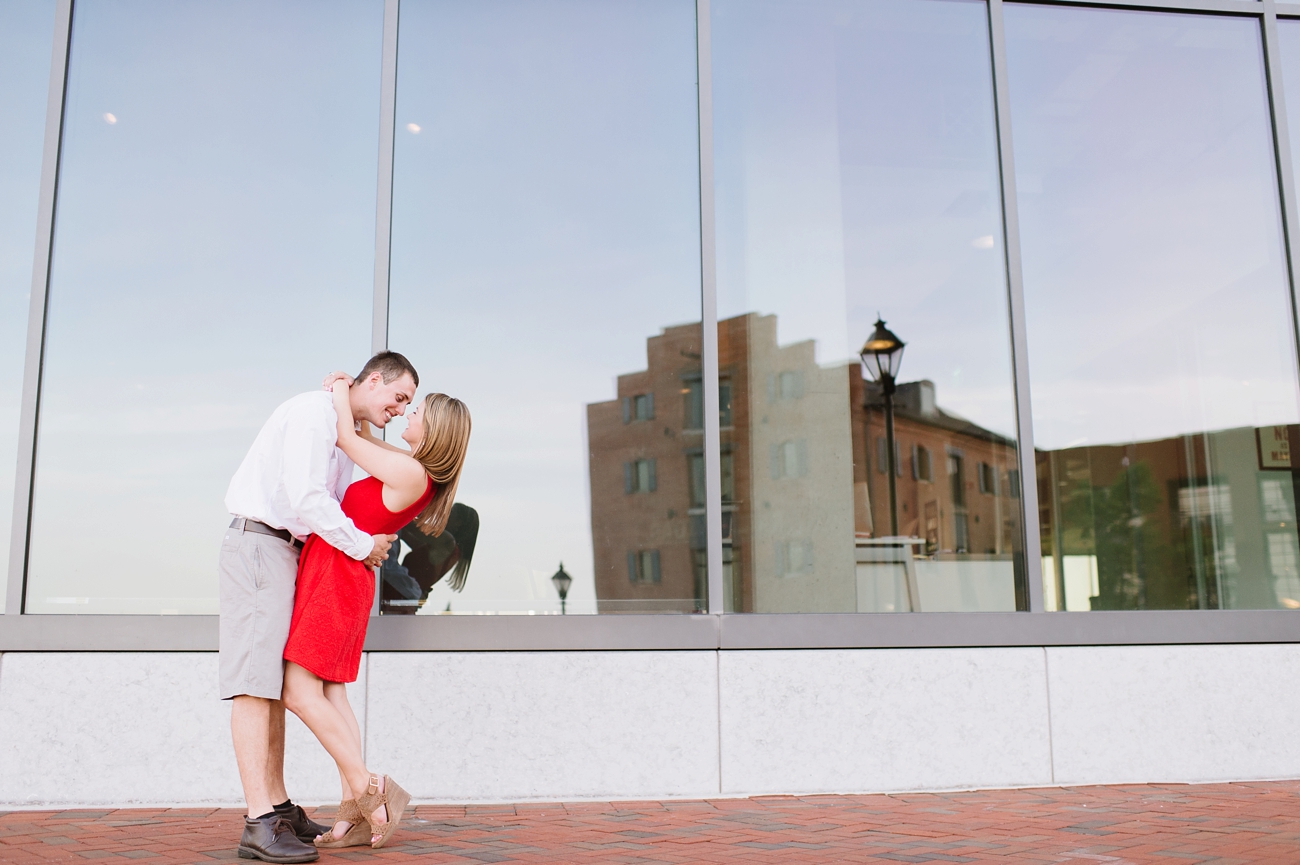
[409,393,471,536]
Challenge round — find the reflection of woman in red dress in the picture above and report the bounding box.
[282,381,470,849]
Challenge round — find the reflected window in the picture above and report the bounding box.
[713,0,1024,613]
[25,0,382,614]
[623,392,655,423]
[0,0,56,608]
[948,453,966,508]
[627,549,662,584]
[1008,5,1300,611]
[625,458,658,494]
[386,0,702,615]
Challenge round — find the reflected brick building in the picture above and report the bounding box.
[586,322,707,612]
[588,313,1023,612]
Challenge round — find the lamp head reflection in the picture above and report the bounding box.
[860,318,906,390]
[551,562,573,614]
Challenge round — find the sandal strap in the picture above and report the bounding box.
[338,799,364,824]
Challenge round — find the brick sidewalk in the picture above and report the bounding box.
[2,782,1298,864]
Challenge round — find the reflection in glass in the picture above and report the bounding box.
[386,0,702,614]
[0,0,56,610]
[26,0,382,614]
[1007,6,1300,610]
[712,0,1024,613]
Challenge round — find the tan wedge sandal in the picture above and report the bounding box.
[313,799,370,848]
[354,774,411,849]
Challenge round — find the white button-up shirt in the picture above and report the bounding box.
[225,391,372,561]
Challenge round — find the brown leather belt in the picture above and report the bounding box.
[230,517,304,551]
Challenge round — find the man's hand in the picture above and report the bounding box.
[364,533,398,568]
[322,371,354,391]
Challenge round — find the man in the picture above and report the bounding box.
[220,351,418,863]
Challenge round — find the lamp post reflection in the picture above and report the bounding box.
[860,318,906,536]
[551,562,572,615]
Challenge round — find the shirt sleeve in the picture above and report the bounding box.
[281,401,374,561]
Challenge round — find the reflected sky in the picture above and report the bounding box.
[1006,5,1298,450]
[712,0,1017,439]
[1279,21,1300,254]
[387,0,702,614]
[0,0,56,612]
[26,0,382,613]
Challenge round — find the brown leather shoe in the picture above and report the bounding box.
[274,803,329,845]
[237,815,319,863]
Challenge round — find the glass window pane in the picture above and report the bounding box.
[1006,6,1300,611]
[0,0,56,612]
[386,0,702,614]
[26,0,383,614]
[712,0,1025,613]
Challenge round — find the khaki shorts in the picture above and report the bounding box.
[218,525,300,700]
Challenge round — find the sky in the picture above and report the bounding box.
[1006,5,1300,450]
[24,0,384,613]
[712,0,1020,441]
[387,0,702,615]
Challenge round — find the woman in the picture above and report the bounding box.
[281,381,471,849]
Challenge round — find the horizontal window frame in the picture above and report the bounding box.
[2,610,1298,652]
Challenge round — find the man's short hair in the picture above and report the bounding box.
[357,351,419,388]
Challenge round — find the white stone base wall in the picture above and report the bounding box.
[1,645,1298,807]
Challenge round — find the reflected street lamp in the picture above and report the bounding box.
[861,318,906,537]
[551,562,572,615]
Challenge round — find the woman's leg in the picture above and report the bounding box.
[322,682,362,840]
[282,662,388,840]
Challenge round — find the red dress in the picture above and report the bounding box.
[284,475,435,683]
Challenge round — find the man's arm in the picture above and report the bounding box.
[282,401,386,562]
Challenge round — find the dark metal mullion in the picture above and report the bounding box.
[988,0,1047,613]
[1261,0,1300,436]
[372,0,399,358]
[1014,0,1263,17]
[6,0,74,617]
[369,0,400,619]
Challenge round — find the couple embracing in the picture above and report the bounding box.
[218,352,471,862]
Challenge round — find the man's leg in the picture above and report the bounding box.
[267,698,289,807]
[221,529,317,861]
[232,696,275,819]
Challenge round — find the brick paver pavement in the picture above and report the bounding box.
[1,782,1298,864]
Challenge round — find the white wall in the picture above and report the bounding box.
[1,644,1298,807]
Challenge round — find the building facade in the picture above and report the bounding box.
[4,0,1300,807]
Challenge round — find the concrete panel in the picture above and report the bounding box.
[1047,644,1300,785]
[0,652,365,806]
[364,651,719,801]
[719,648,1052,794]
[0,652,240,806]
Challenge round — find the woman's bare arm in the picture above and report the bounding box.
[331,381,426,500]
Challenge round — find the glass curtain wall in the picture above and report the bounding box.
[0,0,57,613]
[385,0,703,615]
[710,0,1025,613]
[1006,6,1300,611]
[24,0,383,614]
